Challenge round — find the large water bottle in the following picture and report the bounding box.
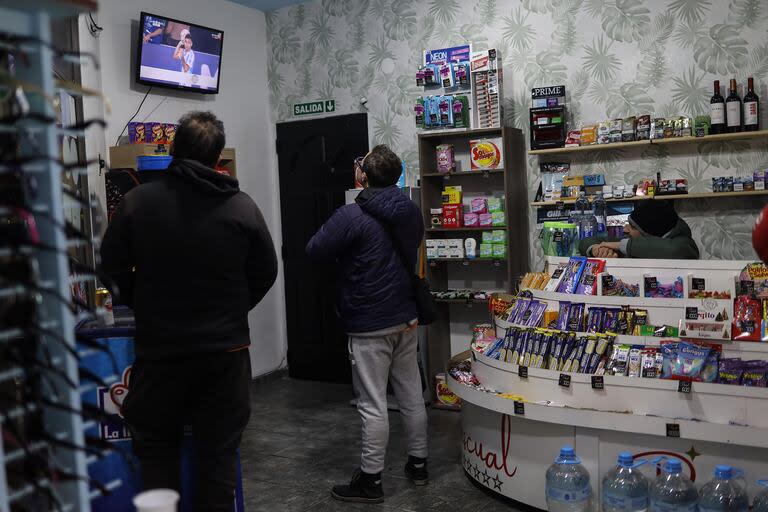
[574,191,590,215]
[602,452,649,512]
[698,465,748,512]
[580,211,598,240]
[649,457,698,512]
[593,191,607,235]
[753,480,768,512]
[546,445,591,512]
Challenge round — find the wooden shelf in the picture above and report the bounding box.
[531,190,768,207]
[433,297,490,304]
[527,129,768,155]
[422,169,504,177]
[418,127,503,139]
[427,227,498,232]
[109,144,237,177]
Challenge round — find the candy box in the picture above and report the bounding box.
[146,122,166,144]
[469,138,503,171]
[442,186,463,204]
[163,123,178,144]
[565,130,581,147]
[678,319,731,340]
[740,262,768,298]
[436,144,456,173]
[128,122,147,144]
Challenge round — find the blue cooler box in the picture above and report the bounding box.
[79,333,245,512]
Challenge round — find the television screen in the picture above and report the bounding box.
[136,12,223,93]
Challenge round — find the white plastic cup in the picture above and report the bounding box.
[132,489,180,512]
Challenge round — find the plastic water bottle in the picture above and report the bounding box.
[580,211,598,239]
[753,480,768,512]
[602,452,649,512]
[545,445,591,512]
[574,191,590,214]
[593,191,607,235]
[649,457,698,512]
[698,465,748,512]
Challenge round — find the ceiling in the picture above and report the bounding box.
[230,0,306,11]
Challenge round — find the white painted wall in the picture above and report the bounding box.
[79,0,286,377]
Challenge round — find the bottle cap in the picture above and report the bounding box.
[555,445,581,464]
[617,452,634,468]
[715,465,733,479]
[665,459,682,473]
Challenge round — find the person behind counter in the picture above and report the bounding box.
[579,200,699,259]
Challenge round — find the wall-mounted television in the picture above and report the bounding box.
[136,12,223,94]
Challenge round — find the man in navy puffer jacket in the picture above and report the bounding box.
[307,145,428,503]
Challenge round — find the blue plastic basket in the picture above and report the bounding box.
[136,155,173,172]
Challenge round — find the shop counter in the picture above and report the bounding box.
[450,258,768,511]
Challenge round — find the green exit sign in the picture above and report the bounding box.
[293,99,335,116]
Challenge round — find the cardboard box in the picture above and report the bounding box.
[469,138,504,171]
[442,204,463,228]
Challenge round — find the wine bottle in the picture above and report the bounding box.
[710,80,725,134]
[744,77,759,132]
[726,78,742,133]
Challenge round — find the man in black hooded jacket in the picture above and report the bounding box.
[100,111,277,511]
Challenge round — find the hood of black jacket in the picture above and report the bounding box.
[168,158,240,196]
[355,186,414,227]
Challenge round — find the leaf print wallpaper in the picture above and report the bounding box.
[266,0,768,271]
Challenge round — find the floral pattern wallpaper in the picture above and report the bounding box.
[266,0,768,270]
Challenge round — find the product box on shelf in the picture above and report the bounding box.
[146,122,166,144]
[442,204,463,228]
[469,138,503,171]
[128,122,147,144]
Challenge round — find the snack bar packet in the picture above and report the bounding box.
[558,333,578,370]
[586,308,604,333]
[557,301,571,331]
[575,259,605,295]
[641,348,659,378]
[548,332,565,370]
[567,303,585,332]
[511,298,532,324]
[556,256,588,294]
[522,331,539,367]
[632,311,649,335]
[627,347,642,378]
[601,308,621,333]
[525,301,548,327]
[566,337,589,372]
[742,360,768,387]
[587,334,613,374]
[718,358,744,385]
[671,341,710,381]
[578,336,597,373]
[534,332,553,368]
[611,345,631,376]
[733,295,762,342]
[544,263,569,292]
[660,342,678,379]
[698,345,721,383]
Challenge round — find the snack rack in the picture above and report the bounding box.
[418,126,527,401]
[447,257,768,511]
[1,1,107,511]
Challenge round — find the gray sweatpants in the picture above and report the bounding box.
[348,325,428,474]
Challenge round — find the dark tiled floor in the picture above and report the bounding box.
[242,377,514,511]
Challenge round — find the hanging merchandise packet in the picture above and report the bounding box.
[669,342,710,381]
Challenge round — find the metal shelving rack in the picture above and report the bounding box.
[1,1,98,510]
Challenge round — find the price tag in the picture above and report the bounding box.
[518,365,528,379]
[591,376,604,390]
[559,373,571,388]
[644,276,658,291]
[666,423,681,438]
[692,278,706,291]
[514,401,525,415]
[742,280,755,296]
[685,307,699,320]
[678,380,692,394]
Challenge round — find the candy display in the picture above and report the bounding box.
[644,276,684,298]
[574,259,605,295]
[556,257,587,294]
[601,274,640,297]
[520,272,551,291]
[687,276,731,299]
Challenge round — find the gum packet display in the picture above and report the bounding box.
[718,358,744,385]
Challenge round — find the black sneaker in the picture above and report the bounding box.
[331,468,384,504]
[404,456,429,486]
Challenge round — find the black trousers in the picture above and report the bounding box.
[123,349,251,512]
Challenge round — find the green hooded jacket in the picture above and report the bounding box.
[578,217,700,259]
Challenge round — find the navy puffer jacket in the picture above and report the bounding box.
[306,186,424,333]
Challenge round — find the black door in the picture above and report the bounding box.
[276,113,368,383]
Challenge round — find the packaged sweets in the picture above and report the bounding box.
[453,97,469,128]
[733,295,762,341]
[545,263,569,292]
[663,119,676,138]
[651,118,666,139]
[436,144,456,173]
[452,61,470,88]
[660,342,678,378]
[147,122,166,143]
[740,262,768,298]
[742,360,768,387]
[636,115,651,140]
[718,358,744,385]
[556,301,571,331]
[575,259,605,295]
[609,118,623,143]
[641,348,659,378]
[128,121,147,143]
[580,124,597,145]
[439,63,454,88]
[609,344,631,376]
[627,347,642,378]
[163,123,178,144]
[699,347,720,383]
[586,308,604,332]
[509,298,531,324]
[470,138,503,170]
[669,342,711,381]
[601,274,640,297]
[644,276,684,298]
[556,256,588,294]
[565,130,581,147]
[621,117,637,142]
[597,121,611,144]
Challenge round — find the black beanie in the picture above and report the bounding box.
[628,200,678,237]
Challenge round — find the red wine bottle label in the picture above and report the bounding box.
[711,103,725,124]
[727,102,741,126]
[745,101,758,125]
